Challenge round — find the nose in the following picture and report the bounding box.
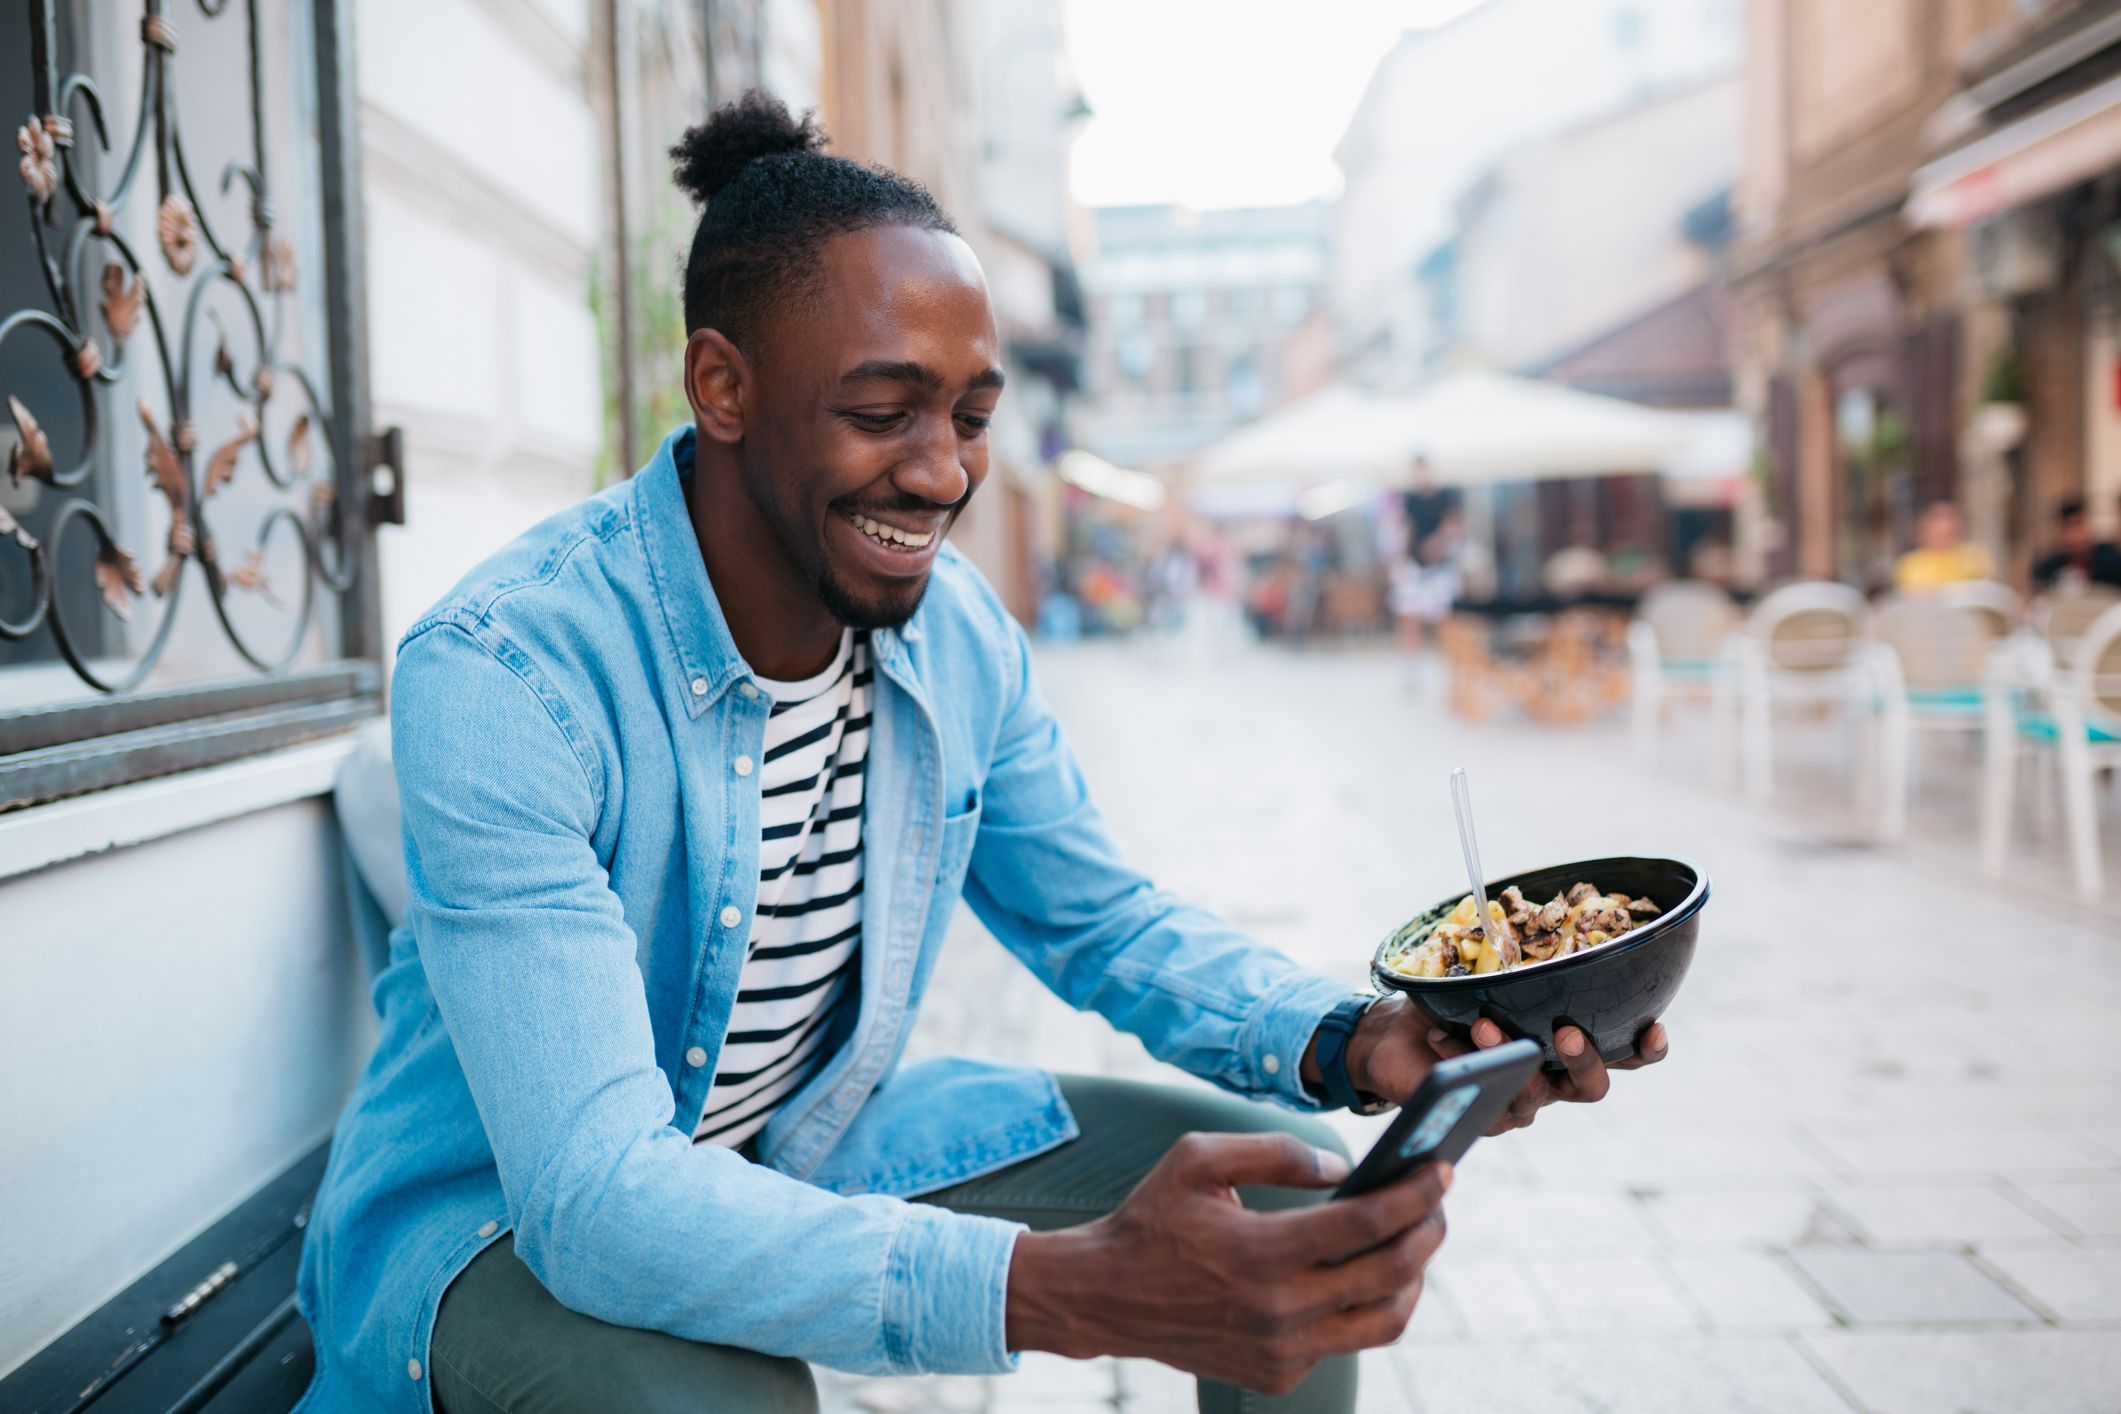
[890,415,972,508]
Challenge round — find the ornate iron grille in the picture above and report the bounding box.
[0,0,384,812]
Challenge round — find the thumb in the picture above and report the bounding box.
[1166,1131,1352,1192]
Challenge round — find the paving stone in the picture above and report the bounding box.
[1005,1354,1122,1402]
[1803,1330,2121,1414]
[1638,1187,1857,1250]
[1112,1358,1191,1412]
[1442,1182,1663,1258]
[1801,1127,2112,1181]
[1425,1256,1554,1337]
[1823,1182,2065,1245]
[1976,1243,2121,1321]
[1398,1269,1467,1344]
[1785,1249,2041,1324]
[1521,1254,1701,1335]
[2013,1178,2121,1238]
[1402,1336,1857,1413]
[818,1371,994,1413]
[1665,1251,1837,1330]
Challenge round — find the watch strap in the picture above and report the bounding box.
[1312,993,1388,1114]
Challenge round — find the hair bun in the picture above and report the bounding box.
[671,91,825,205]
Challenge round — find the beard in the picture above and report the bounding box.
[813,552,932,630]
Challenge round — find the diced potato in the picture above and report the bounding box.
[1472,943,1502,974]
[1449,896,1478,927]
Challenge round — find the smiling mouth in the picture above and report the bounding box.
[844,510,938,552]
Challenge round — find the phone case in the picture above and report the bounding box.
[1332,1039,1543,1200]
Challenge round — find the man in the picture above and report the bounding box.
[1894,498,1993,591]
[294,94,1665,1414]
[2031,498,2121,592]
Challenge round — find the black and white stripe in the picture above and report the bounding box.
[693,631,870,1149]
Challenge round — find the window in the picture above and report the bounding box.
[1,2,384,812]
[1169,289,1207,330]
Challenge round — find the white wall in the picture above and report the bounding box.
[0,793,375,1375]
[1454,76,1738,370]
[358,0,606,650]
[1331,0,1742,383]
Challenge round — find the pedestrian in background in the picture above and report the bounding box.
[2031,498,2121,592]
[1893,499,1993,591]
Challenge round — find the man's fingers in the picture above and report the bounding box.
[1609,1021,1670,1072]
[1256,1162,1452,1264]
[1164,1131,1351,1192]
[1300,1279,1428,1357]
[1552,1025,1611,1103]
[1281,1208,1446,1315]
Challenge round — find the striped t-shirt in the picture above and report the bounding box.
[692,630,869,1150]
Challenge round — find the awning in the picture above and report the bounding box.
[1056,449,1166,511]
[1907,69,2121,229]
[1187,371,1692,497]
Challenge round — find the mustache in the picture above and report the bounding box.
[833,490,970,518]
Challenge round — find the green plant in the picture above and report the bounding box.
[589,201,694,488]
[1981,344,2024,404]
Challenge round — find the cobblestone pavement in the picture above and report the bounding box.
[821,620,2121,1414]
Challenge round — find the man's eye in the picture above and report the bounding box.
[848,412,904,432]
[956,414,991,434]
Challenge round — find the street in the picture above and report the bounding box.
[821,619,2121,1414]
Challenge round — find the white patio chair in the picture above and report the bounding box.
[1627,580,1741,761]
[1937,580,2023,642]
[1717,581,1872,799]
[2035,584,2121,659]
[1982,602,2121,903]
[1871,593,1997,840]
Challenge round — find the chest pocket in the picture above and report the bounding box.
[936,787,982,895]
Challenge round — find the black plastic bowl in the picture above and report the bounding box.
[1370,855,1708,1070]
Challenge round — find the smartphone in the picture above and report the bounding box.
[1332,1039,1543,1200]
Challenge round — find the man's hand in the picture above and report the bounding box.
[1004,1132,1449,1396]
[1308,992,1670,1134]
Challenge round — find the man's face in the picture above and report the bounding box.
[739,225,1003,630]
[2060,514,2092,553]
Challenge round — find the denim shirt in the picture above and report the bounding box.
[293,426,1352,1413]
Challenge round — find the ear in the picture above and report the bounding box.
[684,328,750,445]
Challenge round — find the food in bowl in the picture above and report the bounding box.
[1381,881,1662,979]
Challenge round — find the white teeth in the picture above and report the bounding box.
[847,512,933,550]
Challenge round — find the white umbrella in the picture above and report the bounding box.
[1378,369,1692,485]
[1187,385,1404,490]
[1188,372,1693,498]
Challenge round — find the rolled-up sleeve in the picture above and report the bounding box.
[959,606,1355,1112]
[393,620,1023,1375]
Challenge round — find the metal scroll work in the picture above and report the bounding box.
[2,0,355,694]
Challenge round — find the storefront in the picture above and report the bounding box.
[1907,17,2121,578]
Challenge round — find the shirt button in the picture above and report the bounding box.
[739,682,760,700]
[733,755,753,777]
[407,1358,423,1381]
[477,1220,498,1238]
[686,1045,708,1068]
[720,905,742,928]
[1262,1054,1282,1075]
[690,676,708,696]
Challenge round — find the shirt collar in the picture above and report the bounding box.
[632,424,909,718]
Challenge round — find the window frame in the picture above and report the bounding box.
[0,0,385,816]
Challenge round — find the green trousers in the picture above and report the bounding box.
[430,1073,1359,1414]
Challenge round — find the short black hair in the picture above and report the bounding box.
[2058,497,2087,521]
[670,91,956,353]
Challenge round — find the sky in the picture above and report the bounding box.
[1062,0,1492,211]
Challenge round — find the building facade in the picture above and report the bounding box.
[1331,0,1743,386]
[1077,202,1331,472]
[1730,0,2121,587]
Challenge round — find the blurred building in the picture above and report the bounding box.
[1077,202,1331,470]
[1445,76,1740,372]
[1731,0,2121,587]
[1332,0,1743,385]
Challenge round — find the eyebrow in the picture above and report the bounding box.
[839,359,1006,394]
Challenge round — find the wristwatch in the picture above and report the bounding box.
[1310,993,1394,1115]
